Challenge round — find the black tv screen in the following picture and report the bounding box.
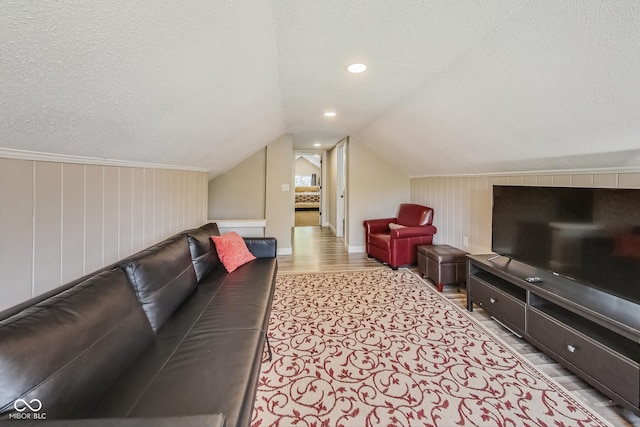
[492,185,640,305]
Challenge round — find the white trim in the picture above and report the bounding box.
[31,162,36,298]
[347,245,365,253]
[209,219,266,228]
[410,166,640,179]
[336,140,346,238]
[277,247,293,256]
[327,223,337,235]
[0,147,209,172]
[60,164,64,284]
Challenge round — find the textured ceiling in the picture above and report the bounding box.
[1,1,639,177]
[354,1,640,176]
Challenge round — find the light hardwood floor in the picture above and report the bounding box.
[278,226,640,427]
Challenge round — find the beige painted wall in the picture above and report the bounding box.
[206,135,294,253]
[0,157,208,312]
[208,148,266,219]
[411,171,640,254]
[347,138,411,251]
[265,135,294,253]
[295,156,320,178]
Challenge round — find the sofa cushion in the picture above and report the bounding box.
[93,256,278,427]
[212,232,256,273]
[0,268,154,419]
[123,237,198,332]
[191,257,277,334]
[243,237,278,259]
[368,233,391,250]
[187,228,221,282]
[154,270,227,339]
[95,330,265,427]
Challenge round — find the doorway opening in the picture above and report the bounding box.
[294,152,322,227]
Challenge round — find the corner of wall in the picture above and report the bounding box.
[265,135,294,252]
[346,138,411,249]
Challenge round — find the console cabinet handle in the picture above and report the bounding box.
[490,297,496,304]
[567,345,577,353]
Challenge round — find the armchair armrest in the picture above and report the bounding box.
[243,237,277,258]
[363,218,397,234]
[391,225,438,239]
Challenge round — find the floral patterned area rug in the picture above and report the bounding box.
[252,268,612,427]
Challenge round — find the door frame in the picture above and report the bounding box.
[293,150,325,227]
[336,140,346,238]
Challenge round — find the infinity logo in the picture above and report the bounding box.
[13,398,42,412]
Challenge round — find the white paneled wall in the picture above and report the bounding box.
[411,171,640,255]
[0,158,208,312]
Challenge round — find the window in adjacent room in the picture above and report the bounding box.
[295,173,317,186]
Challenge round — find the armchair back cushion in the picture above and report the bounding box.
[397,203,433,226]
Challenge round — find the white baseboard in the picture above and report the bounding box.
[277,248,293,256]
[347,245,365,253]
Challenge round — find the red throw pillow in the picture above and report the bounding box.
[211,232,256,273]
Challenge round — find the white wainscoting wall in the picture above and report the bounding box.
[0,157,208,312]
[411,171,640,255]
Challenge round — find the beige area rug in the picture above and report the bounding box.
[295,209,320,227]
[252,269,612,427]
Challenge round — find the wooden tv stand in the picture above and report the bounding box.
[466,254,640,414]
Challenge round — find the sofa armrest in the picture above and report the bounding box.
[391,225,438,239]
[363,218,397,234]
[244,237,277,258]
[15,415,226,427]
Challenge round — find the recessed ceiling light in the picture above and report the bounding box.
[314,143,321,147]
[347,63,367,73]
[324,112,336,117]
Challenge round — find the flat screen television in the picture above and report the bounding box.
[491,185,640,305]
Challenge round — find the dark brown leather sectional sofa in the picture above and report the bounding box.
[0,223,277,427]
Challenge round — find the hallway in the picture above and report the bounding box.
[277,226,380,273]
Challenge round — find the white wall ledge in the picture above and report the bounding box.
[208,219,266,228]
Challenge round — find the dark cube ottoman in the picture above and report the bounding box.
[417,244,468,292]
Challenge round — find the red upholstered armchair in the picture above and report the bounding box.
[363,203,437,269]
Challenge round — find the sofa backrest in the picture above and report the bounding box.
[397,203,434,227]
[187,223,222,282]
[122,237,198,332]
[198,222,221,237]
[0,268,154,419]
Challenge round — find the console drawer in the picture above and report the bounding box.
[528,307,640,406]
[469,276,525,335]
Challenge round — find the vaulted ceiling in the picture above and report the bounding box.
[2,1,639,178]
